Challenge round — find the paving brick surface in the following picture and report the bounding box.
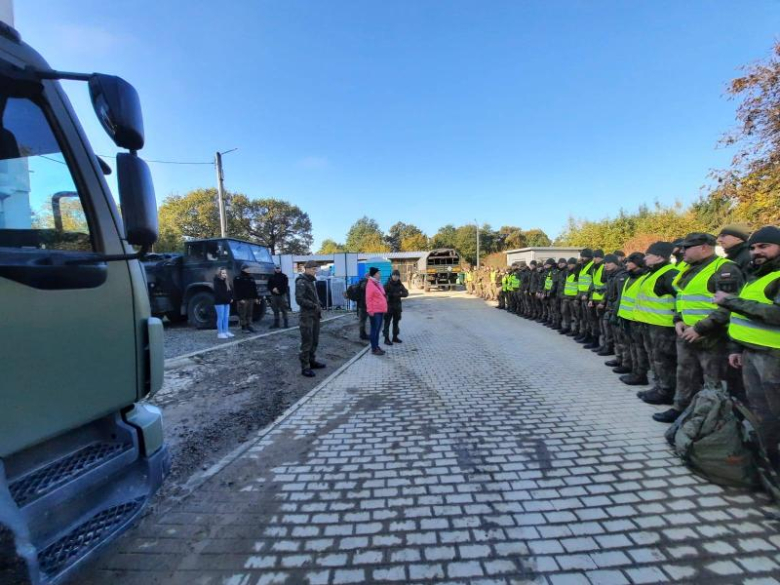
[81,293,780,584]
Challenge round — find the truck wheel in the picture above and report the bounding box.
[187,291,216,329]
[252,298,267,322]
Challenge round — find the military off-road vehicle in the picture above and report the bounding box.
[143,237,275,328]
[0,11,168,584]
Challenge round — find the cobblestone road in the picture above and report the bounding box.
[83,293,780,585]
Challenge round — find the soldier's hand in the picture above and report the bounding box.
[674,322,687,337]
[729,353,743,369]
[713,291,734,306]
[680,327,701,343]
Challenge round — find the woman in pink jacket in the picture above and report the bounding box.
[365,267,388,355]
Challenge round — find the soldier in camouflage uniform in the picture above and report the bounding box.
[651,233,744,423]
[550,257,567,329]
[296,261,326,377]
[591,253,619,356]
[717,223,753,274]
[604,254,630,368]
[618,253,650,383]
[717,226,780,469]
[559,257,579,335]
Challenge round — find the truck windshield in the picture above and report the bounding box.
[228,240,273,264]
[0,93,93,252]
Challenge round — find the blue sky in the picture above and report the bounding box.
[15,0,780,250]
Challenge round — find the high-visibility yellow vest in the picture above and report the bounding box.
[633,264,678,327]
[577,261,594,293]
[591,265,606,301]
[544,272,553,291]
[466,271,473,283]
[672,261,689,292]
[502,274,510,292]
[509,274,520,290]
[617,274,647,321]
[676,257,733,326]
[729,271,780,349]
[564,273,579,297]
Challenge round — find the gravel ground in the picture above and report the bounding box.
[162,309,354,360]
[146,314,366,512]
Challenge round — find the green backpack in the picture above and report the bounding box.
[665,384,759,489]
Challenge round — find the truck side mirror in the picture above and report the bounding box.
[117,153,157,246]
[88,74,144,151]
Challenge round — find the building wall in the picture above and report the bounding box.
[506,247,583,266]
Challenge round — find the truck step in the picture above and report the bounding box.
[9,442,131,507]
[38,497,145,581]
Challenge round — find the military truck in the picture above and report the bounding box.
[0,12,168,585]
[143,237,274,329]
[420,248,461,291]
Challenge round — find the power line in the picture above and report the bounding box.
[97,154,214,166]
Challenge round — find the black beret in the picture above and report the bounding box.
[646,241,674,259]
[580,248,593,258]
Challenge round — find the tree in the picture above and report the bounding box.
[496,225,525,250]
[156,188,252,252]
[523,228,552,247]
[317,239,346,254]
[236,198,313,254]
[386,222,428,252]
[431,224,458,249]
[345,216,390,253]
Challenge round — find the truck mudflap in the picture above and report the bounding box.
[0,412,170,585]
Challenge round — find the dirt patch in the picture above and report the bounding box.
[147,315,366,510]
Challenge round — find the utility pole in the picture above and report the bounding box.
[475,220,481,268]
[214,148,237,238]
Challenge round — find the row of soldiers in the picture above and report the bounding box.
[464,224,780,470]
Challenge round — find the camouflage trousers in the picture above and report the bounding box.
[601,309,615,349]
[299,313,320,369]
[549,297,561,327]
[743,348,780,467]
[497,290,506,309]
[629,321,649,377]
[579,298,592,336]
[674,337,728,412]
[641,324,677,396]
[508,291,518,313]
[613,318,632,368]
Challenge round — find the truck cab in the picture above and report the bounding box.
[144,237,275,329]
[0,15,168,585]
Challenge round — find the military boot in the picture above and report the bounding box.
[301,368,315,377]
[270,318,280,329]
[384,336,393,346]
[612,365,632,374]
[619,373,649,386]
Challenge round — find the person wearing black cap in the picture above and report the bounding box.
[615,253,650,381]
[716,226,780,468]
[267,264,290,329]
[549,258,567,329]
[541,258,557,326]
[614,250,626,267]
[603,254,630,364]
[583,249,606,349]
[234,263,259,333]
[296,261,326,377]
[560,257,580,335]
[631,242,679,406]
[651,233,745,423]
[575,249,595,341]
[671,239,685,268]
[717,223,753,273]
[524,260,538,318]
[383,269,409,345]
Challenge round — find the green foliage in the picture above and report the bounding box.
[431,224,458,249]
[386,222,429,252]
[345,216,390,253]
[235,198,313,254]
[523,228,552,247]
[317,239,346,254]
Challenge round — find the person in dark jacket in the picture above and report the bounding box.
[296,261,326,377]
[213,267,234,339]
[267,265,290,329]
[383,270,409,345]
[717,223,753,274]
[234,264,259,333]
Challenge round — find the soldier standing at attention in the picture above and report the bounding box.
[617,253,650,383]
[267,264,290,329]
[717,226,780,469]
[575,249,596,344]
[234,264,259,334]
[649,233,743,422]
[632,242,679,403]
[584,249,606,349]
[383,270,409,345]
[296,261,326,377]
[560,258,579,335]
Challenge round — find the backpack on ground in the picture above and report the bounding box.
[665,384,759,489]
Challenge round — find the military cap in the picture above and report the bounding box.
[646,241,674,258]
[748,226,780,246]
[517,260,528,267]
[530,260,538,266]
[626,252,645,266]
[680,232,717,248]
[603,254,618,264]
[580,248,593,258]
[544,258,555,266]
[567,257,577,264]
[557,257,567,264]
[719,223,751,241]
[593,249,605,258]
[304,260,318,268]
[613,250,625,257]
[672,238,684,248]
